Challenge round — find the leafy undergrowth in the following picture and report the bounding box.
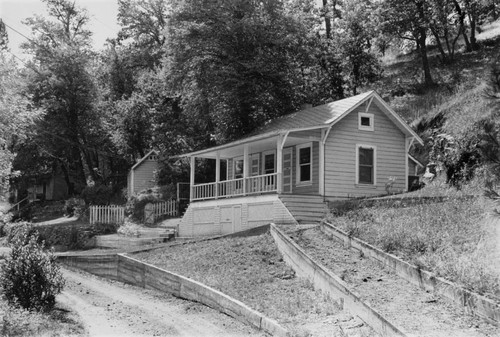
[134,233,374,336]
[326,187,500,298]
[0,298,85,337]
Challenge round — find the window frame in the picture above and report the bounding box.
[296,142,313,185]
[233,156,244,180]
[262,150,276,175]
[358,112,374,131]
[356,144,377,185]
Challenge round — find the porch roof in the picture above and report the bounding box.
[181,90,423,159]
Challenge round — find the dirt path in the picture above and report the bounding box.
[58,267,265,337]
[282,225,500,337]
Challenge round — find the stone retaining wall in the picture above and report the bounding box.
[321,221,500,326]
[58,253,288,336]
[270,224,407,337]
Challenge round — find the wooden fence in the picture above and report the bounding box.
[89,205,125,225]
[144,200,178,224]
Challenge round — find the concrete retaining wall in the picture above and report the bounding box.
[270,224,407,337]
[58,253,288,336]
[321,221,500,326]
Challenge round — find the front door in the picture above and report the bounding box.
[282,147,292,193]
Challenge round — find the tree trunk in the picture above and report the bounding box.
[470,16,479,50]
[430,27,448,64]
[322,0,331,39]
[418,29,434,85]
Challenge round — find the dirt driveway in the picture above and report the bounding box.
[58,267,265,337]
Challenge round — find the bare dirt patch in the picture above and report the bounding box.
[58,267,262,337]
[281,225,500,337]
[134,232,375,337]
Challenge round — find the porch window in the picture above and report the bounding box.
[296,143,312,184]
[357,145,376,185]
[233,157,244,179]
[262,150,276,174]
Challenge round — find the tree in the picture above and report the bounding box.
[335,0,382,95]
[19,0,103,194]
[164,0,320,144]
[381,0,435,85]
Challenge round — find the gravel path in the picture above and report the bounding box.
[282,225,500,337]
[58,267,264,337]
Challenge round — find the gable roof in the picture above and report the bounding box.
[182,90,423,157]
[131,150,158,171]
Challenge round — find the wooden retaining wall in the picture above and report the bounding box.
[321,221,500,326]
[57,253,288,336]
[270,224,407,337]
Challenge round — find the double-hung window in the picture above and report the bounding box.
[356,145,376,185]
[296,143,312,185]
[233,157,244,179]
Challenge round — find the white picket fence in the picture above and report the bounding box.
[144,200,178,224]
[89,205,125,225]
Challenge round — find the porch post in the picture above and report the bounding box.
[319,129,326,196]
[277,134,283,194]
[243,145,249,195]
[215,151,220,199]
[190,156,195,201]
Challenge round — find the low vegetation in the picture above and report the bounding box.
[134,233,358,336]
[326,180,500,298]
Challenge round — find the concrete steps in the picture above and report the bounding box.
[95,226,176,249]
[279,194,327,224]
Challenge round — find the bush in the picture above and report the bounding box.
[117,219,142,237]
[80,184,113,205]
[62,198,85,217]
[126,188,163,222]
[0,226,64,312]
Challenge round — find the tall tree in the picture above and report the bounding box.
[164,0,317,144]
[381,0,435,85]
[19,0,101,194]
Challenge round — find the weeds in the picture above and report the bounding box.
[328,190,500,297]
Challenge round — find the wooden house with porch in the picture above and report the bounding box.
[178,91,423,237]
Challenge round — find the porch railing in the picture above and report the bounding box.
[191,173,279,201]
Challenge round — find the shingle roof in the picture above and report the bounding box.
[251,90,374,135]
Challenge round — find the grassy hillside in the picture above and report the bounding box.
[369,21,500,177]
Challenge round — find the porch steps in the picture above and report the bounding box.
[279,195,328,224]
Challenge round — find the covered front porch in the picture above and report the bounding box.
[186,127,327,202]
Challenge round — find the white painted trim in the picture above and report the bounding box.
[355,144,377,186]
[319,130,325,196]
[190,156,195,201]
[365,96,374,113]
[296,142,313,186]
[358,112,374,131]
[277,136,283,193]
[215,152,220,198]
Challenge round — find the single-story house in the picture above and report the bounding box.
[178,90,424,237]
[127,150,159,197]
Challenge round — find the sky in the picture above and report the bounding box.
[0,0,120,60]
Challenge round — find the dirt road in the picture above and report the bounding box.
[58,267,265,337]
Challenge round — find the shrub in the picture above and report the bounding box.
[0,226,64,312]
[126,189,163,222]
[62,198,85,217]
[80,184,113,205]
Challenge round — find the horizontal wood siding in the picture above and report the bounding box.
[324,103,406,199]
[133,160,158,195]
[291,142,319,195]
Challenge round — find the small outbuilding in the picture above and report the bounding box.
[127,150,159,197]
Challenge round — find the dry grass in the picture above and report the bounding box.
[134,233,343,336]
[326,183,500,298]
[0,298,85,337]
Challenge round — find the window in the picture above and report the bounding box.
[357,145,376,185]
[296,143,312,184]
[233,157,244,179]
[262,151,276,175]
[358,112,374,131]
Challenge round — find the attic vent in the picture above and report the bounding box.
[149,155,158,161]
